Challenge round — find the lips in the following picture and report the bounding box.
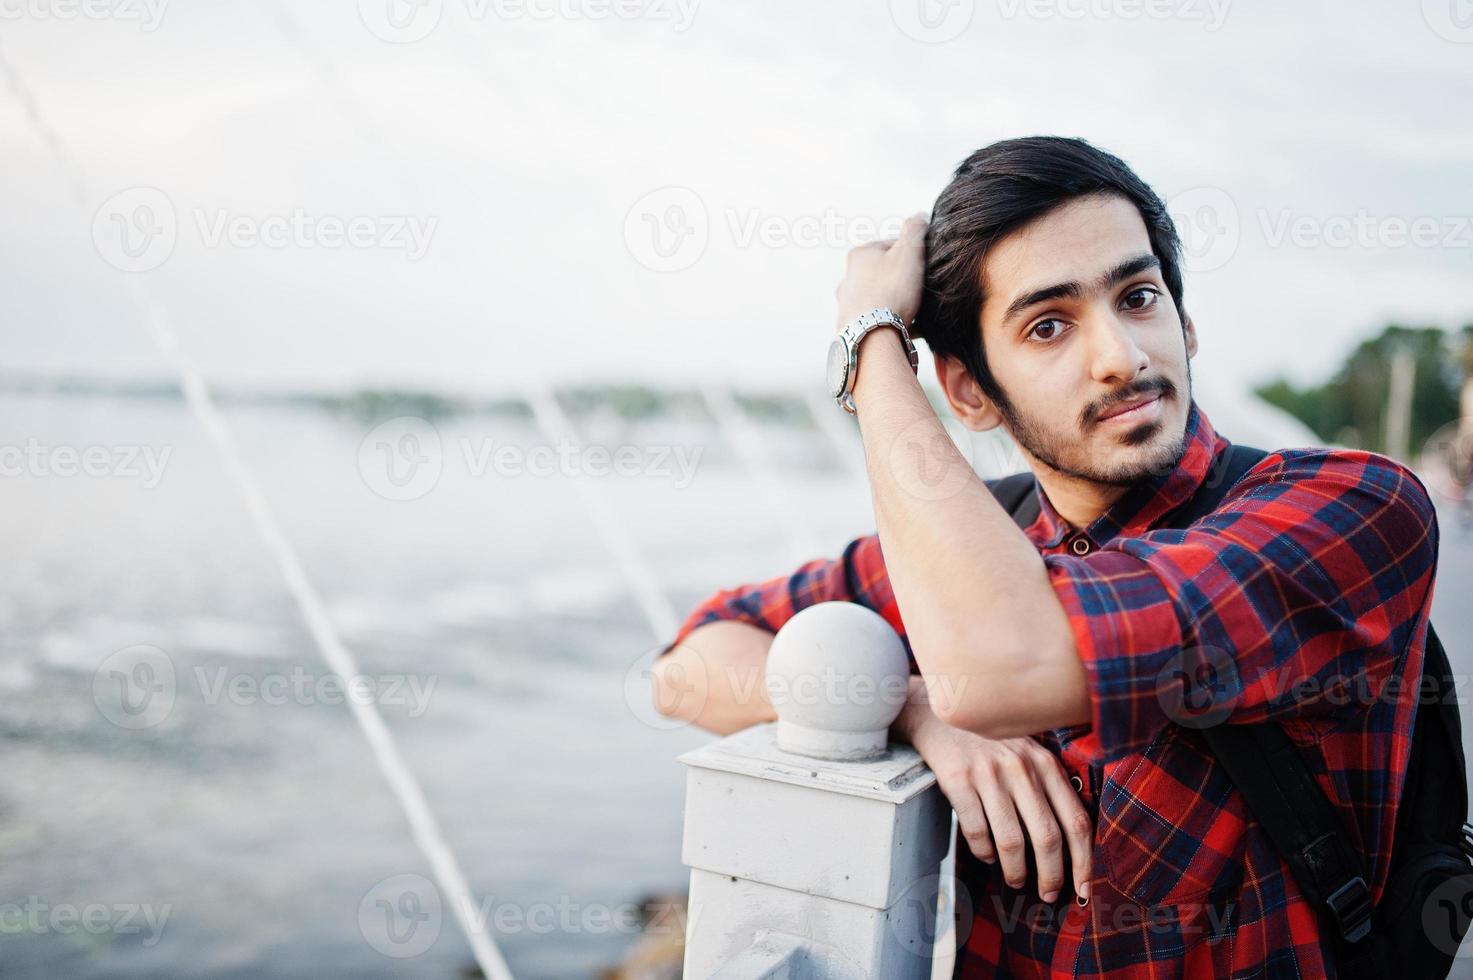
[1100,392,1161,421]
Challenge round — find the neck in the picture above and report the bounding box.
[1032,468,1132,531]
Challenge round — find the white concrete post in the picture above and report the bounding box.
[678,602,952,979]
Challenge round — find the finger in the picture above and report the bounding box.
[1009,767,1066,903]
[845,240,890,265]
[941,778,995,864]
[976,778,1029,893]
[899,213,929,249]
[892,213,928,267]
[1040,764,1094,903]
[885,215,927,293]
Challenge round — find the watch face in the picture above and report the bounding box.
[826,339,848,397]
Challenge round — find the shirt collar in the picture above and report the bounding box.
[1022,400,1229,550]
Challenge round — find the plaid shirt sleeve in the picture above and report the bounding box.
[1044,448,1439,762]
[663,534,914,662]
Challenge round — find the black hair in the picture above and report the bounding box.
[917,136,1185,406]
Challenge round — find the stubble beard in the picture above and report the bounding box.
[993,360,1194,488]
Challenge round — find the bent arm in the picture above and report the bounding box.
[652,614,1096,901]
[650,535,906,735]
[652,620,777,735]
[653,620,951,743]
[852,329,1087,737]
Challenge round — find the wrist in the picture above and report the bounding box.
[855,322,906,356]
[892,676,941,747]
[852,326,919,408]
[829,308,920,415]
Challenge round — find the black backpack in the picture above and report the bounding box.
[987,444,1473,978]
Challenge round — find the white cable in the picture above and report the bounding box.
[702,387,821,564]
[257,0,682,647]
[425,12,682,642]
[516,385,681,640]
[0,39,513,980]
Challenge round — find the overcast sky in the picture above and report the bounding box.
[2,0,1470,396]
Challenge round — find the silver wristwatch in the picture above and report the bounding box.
[826,308,920,415]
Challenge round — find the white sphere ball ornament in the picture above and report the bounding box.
[765,601,911,761]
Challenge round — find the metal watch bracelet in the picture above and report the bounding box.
[828,308,921,415]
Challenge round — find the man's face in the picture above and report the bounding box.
[976,193,1197,487]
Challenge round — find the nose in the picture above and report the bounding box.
[1086,313,1149,386]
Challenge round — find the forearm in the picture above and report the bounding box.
[651,620,778,735]
[891,675,942,746]
[853,335,1085,735]
[658,627,947,749]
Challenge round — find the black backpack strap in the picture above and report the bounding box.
[986,441,1267,535]
[1199,725,1376,948]
[990,440,1430,972]
[985,470,1040,531]
[1162,442,1269,526]
[1417,625,1469,834]
[1164,444,1380,971]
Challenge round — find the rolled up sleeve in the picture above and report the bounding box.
[1044,449,1439,761]
[661,534,910,658]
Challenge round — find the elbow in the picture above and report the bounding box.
[929,684,989,734]
[919,634,1017,736]
[927,676,1015,738]
[922,630,1081,738]
[650,653,697,723]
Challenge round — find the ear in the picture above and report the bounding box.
[1183,312,1199,359]
[934,352,1004,432]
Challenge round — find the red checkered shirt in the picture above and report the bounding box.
[666,402,1440,978]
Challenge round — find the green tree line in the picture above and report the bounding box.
[1254,325,1473,455]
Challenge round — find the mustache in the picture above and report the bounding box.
[1085,377,1175,426]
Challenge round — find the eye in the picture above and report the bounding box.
[1027,318,1067,343]
[1122,286,1160,311]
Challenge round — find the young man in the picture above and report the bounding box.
[652,137,1439,977]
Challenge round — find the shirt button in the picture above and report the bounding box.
[1070,537,1093,556]
[1070,775,1084,792]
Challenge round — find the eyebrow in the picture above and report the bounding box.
[1001,253,1162,325]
